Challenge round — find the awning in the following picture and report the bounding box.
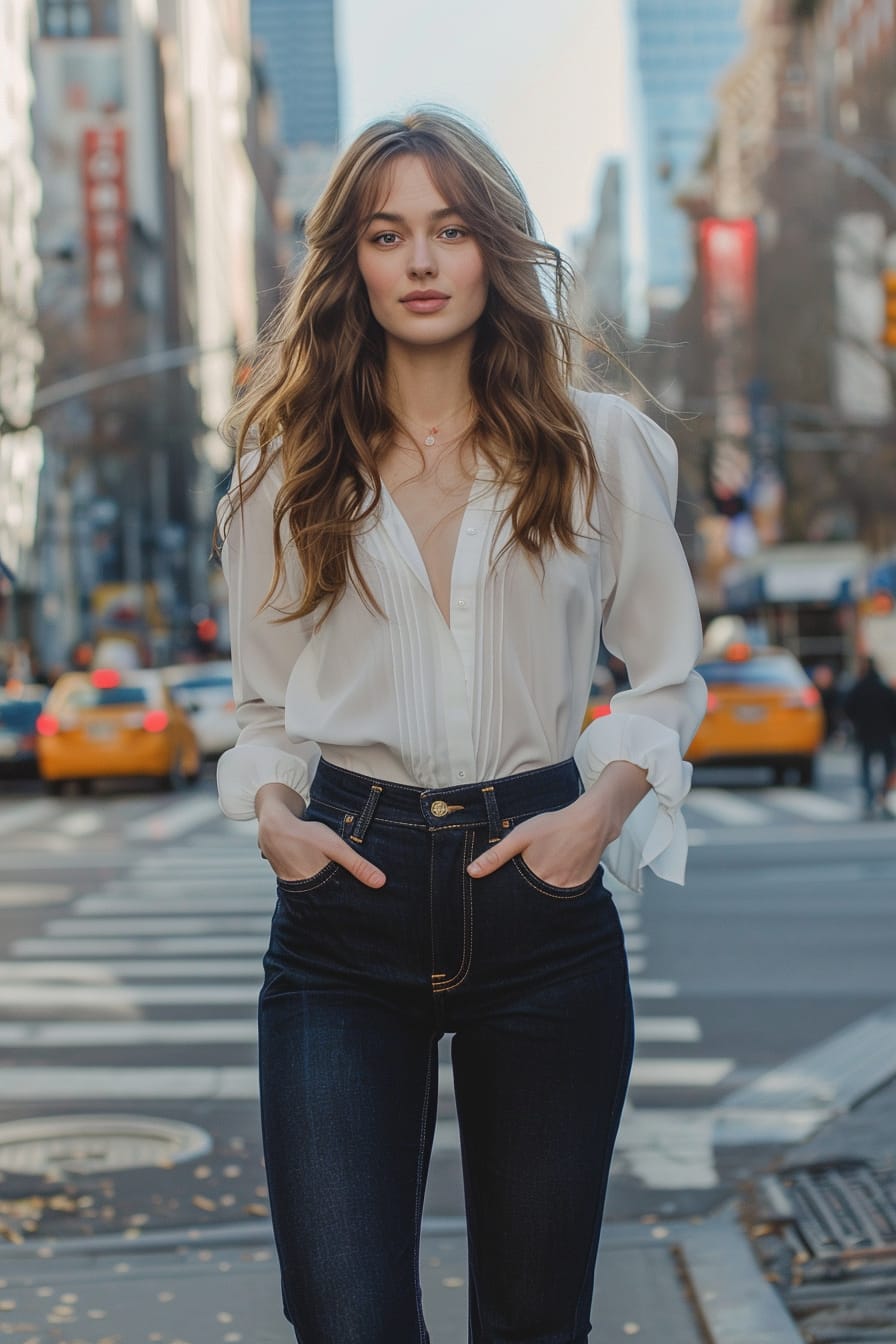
[723,544,869,607]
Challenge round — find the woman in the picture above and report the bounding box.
[216,107,706,1344]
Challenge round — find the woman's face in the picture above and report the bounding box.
[356,154,488,350]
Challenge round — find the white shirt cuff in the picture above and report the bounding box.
[574,711,693,892]
[216,745,316,820]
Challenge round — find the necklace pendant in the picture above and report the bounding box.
[423,431,437,446]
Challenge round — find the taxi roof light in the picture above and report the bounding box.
[142,710,169,734]
[724,642,752,663]
[91,668,121,689]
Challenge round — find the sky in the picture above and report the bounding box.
[335,0,631,257]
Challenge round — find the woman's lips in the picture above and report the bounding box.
[400,296,450,313]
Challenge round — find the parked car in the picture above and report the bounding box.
[0,684,48,778]
[581,664,616,730]
[686,643,825,786]
[35,668,202,793]
[160,661,238,759]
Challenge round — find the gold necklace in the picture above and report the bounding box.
[396,398,473,449]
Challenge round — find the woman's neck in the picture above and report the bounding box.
[383,335,474,430]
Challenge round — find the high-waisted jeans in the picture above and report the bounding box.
[258,757,634,1344]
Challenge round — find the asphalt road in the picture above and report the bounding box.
[0,745,893,1244]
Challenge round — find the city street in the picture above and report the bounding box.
[1,743,893,1246]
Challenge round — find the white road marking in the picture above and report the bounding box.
[0,799,59,835]
[630,1058,734,1087]
[624,933,646,952]
[46,916,271,937]
[0,984,259,1009]
[629,980,678,999]
[0,884,72,908]
[613,1105,719,1189]
[125,796,225,841]
[634,1016,702,1044]
[0,1020,257,1047]
[58,809,104,837]
[684,790,772,825]
[75,895,274,914]
[0,1066,261,1100]
[619,913,641,932]
[13,937,266,956]
[754,788,857,822]
[627,955,646,975]
[0,959,261,980]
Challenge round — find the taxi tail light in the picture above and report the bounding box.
[799,686,821,708]
[706,692,720,713]
[589,704,612,721]
[35,713,60,736]
[142,710,169,733]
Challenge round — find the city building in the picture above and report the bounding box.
[250,0,340,259]
[0,0,44,649]
[629,0,744,315]
[23,0,269,672]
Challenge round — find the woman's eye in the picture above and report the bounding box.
[440,226,467,240]
[371,231,400,246]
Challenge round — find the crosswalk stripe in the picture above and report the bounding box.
[684,790,772,825]
[46,916,272,937]
[0,984,259,1008]
[126,797,224,841]
[630,1058,734,1087]
[0,799,59,835]
[0,1020,257,1046]
[14,937,267,956]
[0,959,261,980]
[753,788,856,822]
[58,809,104,837]
[635,1016,701,1043]
[629,980,678,998]
[75,896,274,914]
[0,1057,731,1102]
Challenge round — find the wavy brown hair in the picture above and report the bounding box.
[217,106,604,622]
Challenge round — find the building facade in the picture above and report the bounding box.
[630,0,744,312]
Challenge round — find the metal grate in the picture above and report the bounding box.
[759,1161,896,1263]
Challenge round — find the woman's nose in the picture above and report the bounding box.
[408,236,436,278]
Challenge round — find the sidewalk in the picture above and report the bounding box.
[0,1205,801,1344]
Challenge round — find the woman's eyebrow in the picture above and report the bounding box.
[366,207,464,226]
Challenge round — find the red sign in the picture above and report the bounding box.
[83,127,128,310]
[699,218,757,336]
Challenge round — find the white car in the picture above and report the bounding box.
[161,661,239,759]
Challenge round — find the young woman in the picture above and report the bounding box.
[216,107,707,1344]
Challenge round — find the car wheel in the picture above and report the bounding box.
[44,779,65,796]
[161,752,186,792]
[796,756,816,788]
[771,764,787,786]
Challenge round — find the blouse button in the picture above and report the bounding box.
[457,770,466,779]
[456,598,466,608]
[465,526,477,535]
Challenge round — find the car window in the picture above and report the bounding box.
[0,701,43,728]
[61,686,151,709]
[698,656,808,688]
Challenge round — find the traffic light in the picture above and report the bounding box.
[882,269,896,347]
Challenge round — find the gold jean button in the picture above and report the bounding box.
[430,799,449,817]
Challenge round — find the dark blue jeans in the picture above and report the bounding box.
[259,758,634,1344]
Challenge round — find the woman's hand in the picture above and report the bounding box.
[255,786,386,888]
[466,760,651,883]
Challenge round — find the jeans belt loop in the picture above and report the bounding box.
[481,784,504,844]
[350,784,383,844]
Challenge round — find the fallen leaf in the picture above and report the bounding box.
[243,1204,268,1217]
[191,1196,217,1212]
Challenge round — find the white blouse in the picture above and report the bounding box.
[216,390,707,892]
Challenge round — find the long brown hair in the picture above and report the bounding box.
[217,106,602,622]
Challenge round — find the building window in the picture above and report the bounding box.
[39,0,119,38]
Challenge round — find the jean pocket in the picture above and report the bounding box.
[510,853,604,900]
[274,810,346,893]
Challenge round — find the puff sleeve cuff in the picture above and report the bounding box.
[216,742,319,820]
[574,710,693,892]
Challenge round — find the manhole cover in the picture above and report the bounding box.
[0,1114,212,1177]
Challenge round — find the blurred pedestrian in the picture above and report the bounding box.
[843,656,896,817]
[810,662,841,741]
[215,108,707,1343]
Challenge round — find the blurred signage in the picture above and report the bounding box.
[83,125,127,310]
[699,218,757,336]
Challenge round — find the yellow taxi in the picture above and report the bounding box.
[35,668,202,794]
[686,643,825,786]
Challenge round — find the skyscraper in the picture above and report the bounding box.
[631,0,743,311]
[250,0,339,148]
